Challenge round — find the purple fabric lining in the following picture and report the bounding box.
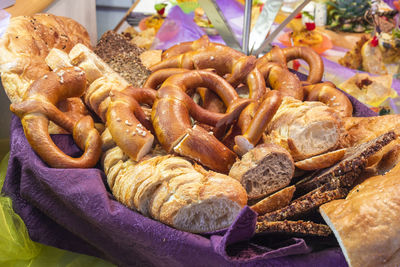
[1,70,374,266]
[2,116,349,266]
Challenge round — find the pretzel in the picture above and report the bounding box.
[259,62,303,100]
[257,46,324,85]
[303,82,353,117]
[234,90,283,155]
[107,87,156,161]
[282,46,324,84]
[150,46,257,87]
[152,70,251,173]
[10,67,102,168]
[162,35,211,59]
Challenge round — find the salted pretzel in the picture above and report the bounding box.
[106,87,157,161]
[10,67,102,168]
[303,82,353,117]
[152,70,251,173]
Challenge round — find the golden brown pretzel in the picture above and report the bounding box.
[161,35,211,59]
[303,82,353,117]
[107,87,157,161]
[234,91,283,155]
[10,67,102,168]
[150,46,257,87]
[259,62,303,100]
[282,46,324,84]
[152,70,251,173]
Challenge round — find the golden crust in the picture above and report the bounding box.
[0,14,91,103]
[320,166,400,267]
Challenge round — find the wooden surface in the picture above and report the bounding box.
[5,0,54,17]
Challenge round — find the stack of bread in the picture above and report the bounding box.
[2,14,400,266]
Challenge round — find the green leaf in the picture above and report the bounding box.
[155,3,167,12]
[302,10,315,20]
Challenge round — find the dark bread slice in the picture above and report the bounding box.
[94,30,150,87]
[258,182,348,222]
[255,220,332,237]
[251,185,295,215]
[229,143,295,200]
[295,131,396,196]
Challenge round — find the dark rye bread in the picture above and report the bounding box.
[295,131,396,196]
[255,220,332,237]
[258,182,348,222]
[229,143,295,200]
[94,30,151,87]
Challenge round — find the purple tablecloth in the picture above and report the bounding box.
[2,85,375,266]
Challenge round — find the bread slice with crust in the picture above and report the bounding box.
[229,143,295,200]
[255,220,332,237]
[251,186,295,215]
[296,131,396,195]
[259,182,348,222]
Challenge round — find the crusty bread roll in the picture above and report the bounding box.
[265,97,342,161]
[101,129,248,233]
[229,143,294,200]
[320,165,400,267]
[0,14,91,103]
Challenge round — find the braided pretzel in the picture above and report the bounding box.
[303,82,353,117]
[152,70,251,173]
[10,67,102,168]
[106,87,157,161]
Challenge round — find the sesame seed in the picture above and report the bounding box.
[132,132,136,136]
[126,129,129,133]
[43,75,48,79]
[116,118,121,122]
[210,56,215,60]
[125,120,132,126]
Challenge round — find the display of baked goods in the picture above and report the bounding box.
[2,12,400,267]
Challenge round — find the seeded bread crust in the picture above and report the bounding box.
[258,183,348,222]
[255,220,332,237]
[94,31,150,87]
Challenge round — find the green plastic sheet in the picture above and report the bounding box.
[0,153,115,267]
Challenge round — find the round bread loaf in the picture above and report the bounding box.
[0,14,91,103]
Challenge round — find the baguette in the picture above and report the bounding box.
[320,165,400,267]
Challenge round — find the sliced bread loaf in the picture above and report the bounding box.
[229,143,295,200]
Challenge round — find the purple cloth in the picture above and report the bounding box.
[153,0,244,50]
[2,115,350,266]
[3,71,375,266]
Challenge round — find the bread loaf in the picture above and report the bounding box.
[229,143,294,200]
[0,14,91,103]
[101,130,248,233]
[265,97,342,161]
[320,165,400,267]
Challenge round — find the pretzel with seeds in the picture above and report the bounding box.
[10,67,102,168]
